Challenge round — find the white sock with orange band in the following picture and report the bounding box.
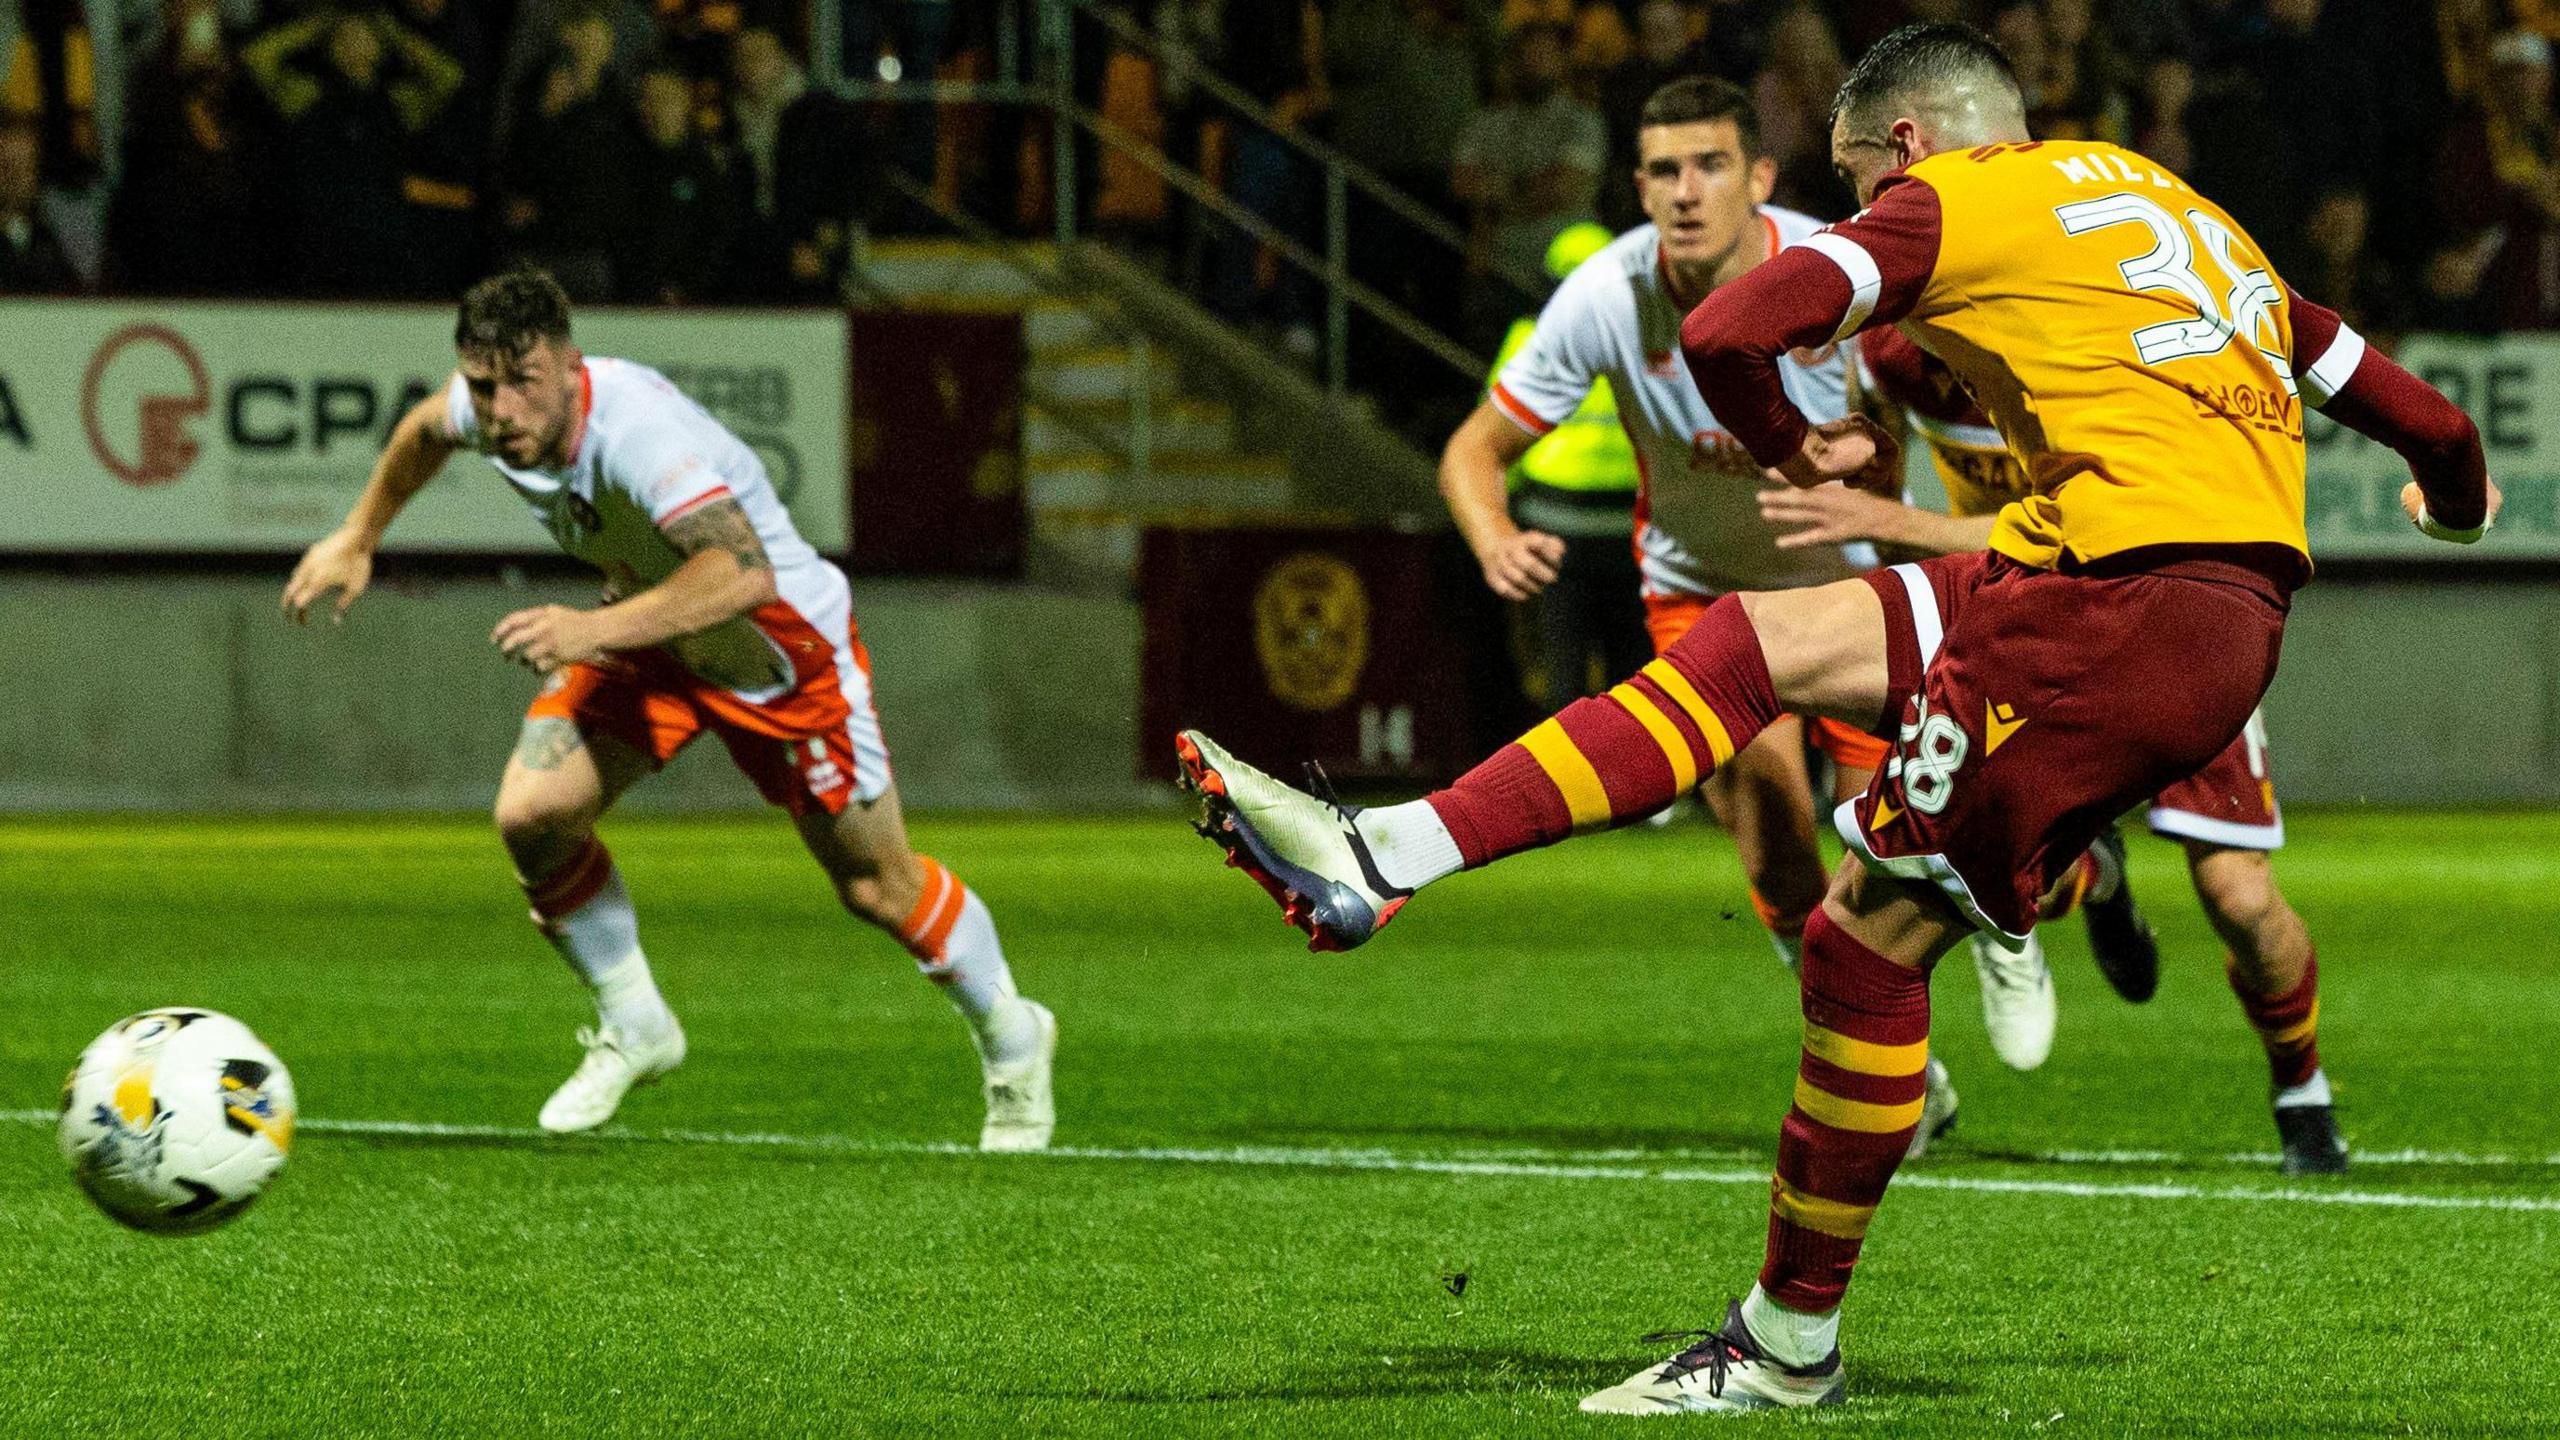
[897,856,1035,1058]
[521,836,675,1039]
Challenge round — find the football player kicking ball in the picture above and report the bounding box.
[283,270,1055,1150]
[1763,322,2345,1174]
[1440,75,2046,1115]
[1179,23,2491,1414]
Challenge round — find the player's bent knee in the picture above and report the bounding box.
[492,786,594,856]
[1740,581,1889,719]
[830,852,926,930]
[1823,855,1968,968]
[2190,847,2280,932]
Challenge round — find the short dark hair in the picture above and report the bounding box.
[1638,75,1761,158]
[1830,22,2019,134]
[455,269,573,359]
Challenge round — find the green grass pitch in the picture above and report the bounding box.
[3,810,2555,1436]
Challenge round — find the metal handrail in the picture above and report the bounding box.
[1062,98,1485,382]
[1061,0,1546,303]
[851,170,1155,488]
[825,0,1513,397]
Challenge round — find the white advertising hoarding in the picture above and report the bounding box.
[0,301,847,552]
[2304,334,2555,560]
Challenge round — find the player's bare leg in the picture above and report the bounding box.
[1179,581,1890,951]
[797,783,1055,1152]
[1582,859,1961,1413]
[2186,842,2341,1174]
[1700,720,1827,969]
[1173,577,1986,1408]
[2074,823,2162,1002]
[1919,772,2061,1073]
[493,717,686,1133]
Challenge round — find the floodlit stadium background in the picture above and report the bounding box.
[4,4,2557,1436]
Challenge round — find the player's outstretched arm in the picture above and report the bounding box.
[2289,289,2500,543]
[1683,178,1939,492]
[1441,401,1564,600]
[282,391,457,625]
[493,495,782,674]
[1756,480,1995,555]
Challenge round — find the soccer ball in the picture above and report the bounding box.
[58,1009,296,1235]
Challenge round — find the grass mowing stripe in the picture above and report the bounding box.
[14,1109,2557,1214]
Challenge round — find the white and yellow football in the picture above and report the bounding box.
[58,1009,296,1235]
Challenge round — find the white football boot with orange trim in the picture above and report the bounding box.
[1175,730,1410,953]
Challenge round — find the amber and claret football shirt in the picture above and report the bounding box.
[1856,322,2026,521]
[1679,140,2487,572]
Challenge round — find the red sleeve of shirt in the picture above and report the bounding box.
[2289,287,2488,532]
[1680,174,1945,467]
[1859,322,1987,426]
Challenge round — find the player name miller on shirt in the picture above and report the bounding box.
[2050,151,2192,194]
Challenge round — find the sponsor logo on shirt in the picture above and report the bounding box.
[1687,430,1761,477]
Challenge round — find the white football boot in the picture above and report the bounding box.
[1579,1301,1846,1415]
[1971,930,2056,1071]
[1903,1056,1958,1161]
[977,998,1057,1152]
[1175,730,1410,952]
[538,1016,686,1133]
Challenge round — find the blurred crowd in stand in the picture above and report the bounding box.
[3,0,2559,363]
[0,0,951,302]
[1048,0,2560,407]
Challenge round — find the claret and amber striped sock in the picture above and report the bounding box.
[1424,594,1782,867]
[1760,907,1932,1316]
[2229,950,2322,1092]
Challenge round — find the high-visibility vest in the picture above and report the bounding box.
[1491,316,1637,498]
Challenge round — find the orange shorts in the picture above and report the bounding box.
[525,602,891,818]
[1642,592,1892,774]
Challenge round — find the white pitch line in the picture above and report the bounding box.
[10,1110,2558,1214]
[2033,1145,2560,1169]
[1453,1142,2560,1171]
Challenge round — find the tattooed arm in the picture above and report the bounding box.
[491,497,780,672]
[593,497,780,646]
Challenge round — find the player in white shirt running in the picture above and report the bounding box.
[1436,76,2051,1098]
[282,270,1055,1149]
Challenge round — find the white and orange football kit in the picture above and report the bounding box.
[1491,209,1888,772]
[445,358,888,817]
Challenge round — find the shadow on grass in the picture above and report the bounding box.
[1029,1344,1973,1407]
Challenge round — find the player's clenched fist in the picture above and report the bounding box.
[2402,478,2502,544]
[1775,415,1901,495]
[492,605,605,674]
[1478,528,1567,602]
[281,529,375,625]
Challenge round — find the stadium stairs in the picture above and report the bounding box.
[853,236,1440,593]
